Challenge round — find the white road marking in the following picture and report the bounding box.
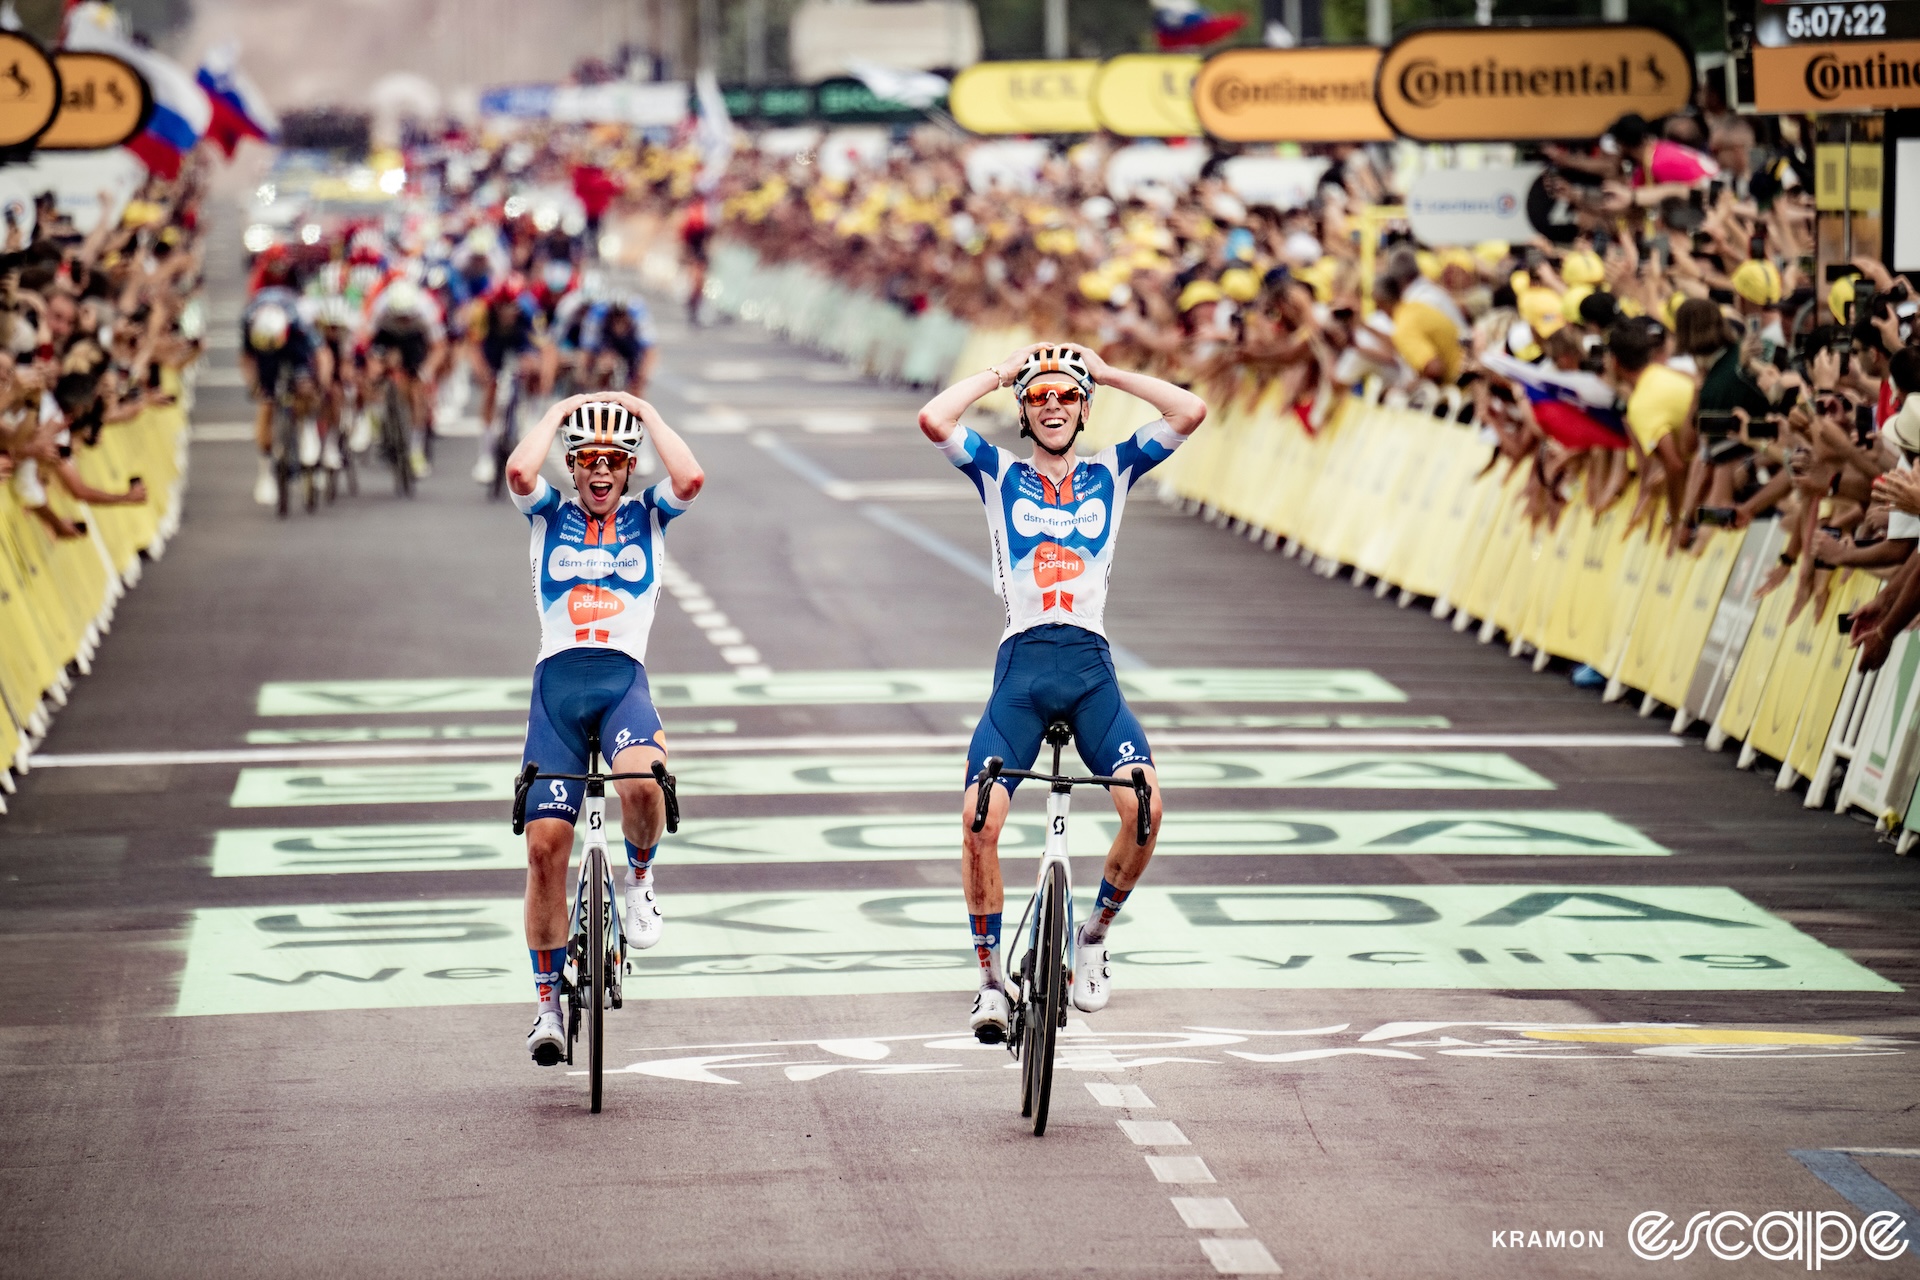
[192,366,248,388]
[1119,1120,1190,1146]
[1199,1238,1283,1275]
[189,422,259,442]
[801,412,873,433]
[660,555,768,678]
[1087,1083,1156,1108]
[1172,1199,1248,1230]
[1146,1155,1215,1184]
[822,480,970,502]
[27,728,1682,769]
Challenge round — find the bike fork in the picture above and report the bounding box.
[1036,787,1076,970]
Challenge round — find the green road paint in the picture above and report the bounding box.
[227,751,1553,807]
[243,719,736,746]
[254,668,1409,716]
[207,810,1667,876]
[171,883,1897,1015]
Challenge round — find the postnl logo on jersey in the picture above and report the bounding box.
[567,583,626,625]
[1011,496,1107,543]
[1032,541,1085,586]
[549,544,648,583]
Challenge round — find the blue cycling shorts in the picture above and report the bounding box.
[522,649,665,824]
[965,624,1153,793]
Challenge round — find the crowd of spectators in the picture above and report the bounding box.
[0,163,204,538]
[691,104,1920,675]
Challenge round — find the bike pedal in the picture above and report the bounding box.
[531,1042,562,1068]
[974,1023,1006,1046]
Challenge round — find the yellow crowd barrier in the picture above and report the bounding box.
[0,378,189,798]
[1108,378,1878,791]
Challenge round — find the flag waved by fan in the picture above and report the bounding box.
[1153,0,1247,49]
[197,43,279,157]
[64,1,210,178]
[1481,352,1631,452]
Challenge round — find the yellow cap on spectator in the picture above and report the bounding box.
[1295,257,1336,302]
[1829,273,1857,323]
[1178,279,1226,312]
[1474,240,1510,268]
[1079,271,1115,302]
[1220,267,1261,302]
[1888,396,1920,453]
[120,199,163,227]
[1518,286,1565,339]
[1561,250,1606,286]
[1416,250,1441,280]
[1732,258,1783,306]
[1438,248,1477,277]
[1562,284,1595,318]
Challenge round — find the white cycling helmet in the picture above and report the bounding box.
[247,304,290,353]
[1011,345,1094,455]
[562,400,645,459]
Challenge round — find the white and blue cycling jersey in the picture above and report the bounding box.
[511,475,693,666]
[936,420,1184,642]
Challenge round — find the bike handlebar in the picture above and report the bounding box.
[967,758,1153,846]
[511,759,681,836]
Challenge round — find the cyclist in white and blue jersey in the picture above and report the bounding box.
[505,391,705,1065]
[916,344,1207,1042]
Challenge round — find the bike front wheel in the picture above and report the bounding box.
[1026,862,1066,1136]
[587,845,607,1113]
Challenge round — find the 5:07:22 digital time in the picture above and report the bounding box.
[1782,3,1888,39]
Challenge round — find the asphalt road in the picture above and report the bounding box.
[2,235,1918,1280]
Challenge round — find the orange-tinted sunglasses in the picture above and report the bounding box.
[572,449,631,472]
[1020,385,1084,407]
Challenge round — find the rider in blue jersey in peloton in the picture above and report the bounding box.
[916,344,1207,1043]
[505,391,705,1065]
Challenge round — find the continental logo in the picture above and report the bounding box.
[1194,48,1392,142]
[1377,25,1692,142]
[1753,39,1920,109]
[1395,55,1665,107]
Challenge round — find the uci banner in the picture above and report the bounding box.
[1375,24,1694,142]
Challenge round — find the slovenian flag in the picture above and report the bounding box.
[197,44,277,157]
[1481,353,1631,451]
[1153,0,1246,49]
[64,2,211,179]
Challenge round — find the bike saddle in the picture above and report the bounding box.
[1043,720,1073,747]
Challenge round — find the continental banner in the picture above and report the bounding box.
[0,31,61,150]
[948,59,1099,134]
[1376,24,1694,142]
[1194,46,1393,143]
[40,52,151,151]
[1753,40,1920,111]
[1091,54,1200,137]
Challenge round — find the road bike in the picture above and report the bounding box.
[512,735,680,1113]
[970,720,1151,1136]
[268,376,321,518]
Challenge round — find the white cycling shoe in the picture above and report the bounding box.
[527,1009,566,1067]
[970,985,1011,1044]
[1071,926,1111,1013]
[320,434,342,471]
[471,452,496,485]
[625,880,663,950]
[298,423,322,468]
[252,456,276,506]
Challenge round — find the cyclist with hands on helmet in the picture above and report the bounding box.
[505,391,704,1066]
[915,343,1207,1043]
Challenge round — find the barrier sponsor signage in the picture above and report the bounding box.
[720,77,940,125]
[1753,39,1920,109]
[0,32,61,150]
[948,59,1100,134]
[1193,46,1393,143]
[40,52,149,151]
[171,884,1897,1015]
[1091,54,1201,137]
[1375,25,1694,142]
[1405,163,1544,247]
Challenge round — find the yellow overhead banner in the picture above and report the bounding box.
[1194,47,1393,143]
[1091,54,1201,137]
[0,32,62,150]
[41,52,151,150]
[1376,25,1693,142]
[1753,41,1920,111]
[949,60,1100,134]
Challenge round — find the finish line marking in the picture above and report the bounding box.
[30,731,1678,770]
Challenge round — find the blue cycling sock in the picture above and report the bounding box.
[1081,879,1131,945]
[626,839,657,881]
[530,947,565,1014]
[970,911,1004,989]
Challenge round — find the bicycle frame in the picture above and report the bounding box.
[570,762,626,1009]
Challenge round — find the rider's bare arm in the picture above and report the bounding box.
[505,393,595,497]
[1062,342,1208,437]
[614,393,704,504]
[915,344,1044,444]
